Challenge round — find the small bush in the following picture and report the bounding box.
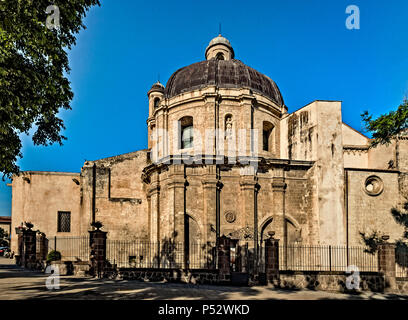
[47,250,62,262]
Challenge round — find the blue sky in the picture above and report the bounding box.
[1,0,408,216]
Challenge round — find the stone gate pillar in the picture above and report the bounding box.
[36,233,48,261]
[16,230,24,266]
[89,230,107,278]
[22,229,37,269]
[265,233,279,284]
[378,242,396,292]
[218,235,231,282]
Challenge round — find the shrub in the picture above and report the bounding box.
[46,250,62,262]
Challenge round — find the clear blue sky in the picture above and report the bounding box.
[1,0,407,216]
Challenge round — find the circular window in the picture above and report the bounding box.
[225,211,236,223]
[364,175,384,196]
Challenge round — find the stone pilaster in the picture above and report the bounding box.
[167,165,185,243]
[202,175,218,244]
[240,176,256,228]
[148,171,160,243]
[272,168,287,239]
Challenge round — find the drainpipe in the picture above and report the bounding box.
[183,164,189,269]
[254,175,261,275]
[215,165,223,268]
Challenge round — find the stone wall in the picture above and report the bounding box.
[106,268,219,285]
[145,161,315,246]
[81,150,150,241]
[278,271,385,293]
[10,172,81,252]
[346,169,403,245]
[281,101,346,245]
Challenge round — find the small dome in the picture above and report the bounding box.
[205,34,235,59]
[147,81,164,96]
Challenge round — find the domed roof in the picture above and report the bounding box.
[205,34,234,59]
[147,81,164,96]
[164,59,284,106]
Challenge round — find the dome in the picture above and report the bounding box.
[147,81,164,96]
[164,59,284,106]
[205,34,234,59]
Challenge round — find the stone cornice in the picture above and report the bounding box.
[142,155,315,183]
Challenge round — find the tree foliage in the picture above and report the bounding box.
[361,99,408,147]
[360,204,408,253]
[0,0,100,178]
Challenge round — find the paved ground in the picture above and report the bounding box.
[1,257,407,300]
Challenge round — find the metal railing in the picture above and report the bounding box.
[47,236,90,262]
[106,240,216,269]
[41,236,389,274]
[279,244,378,272]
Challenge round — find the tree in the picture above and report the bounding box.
[361,99,408,147]
[0,0,100,178]
[360,99,408,252]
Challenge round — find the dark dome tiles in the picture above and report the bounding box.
[165,59,283,105]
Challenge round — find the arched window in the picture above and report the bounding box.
[179,116,193,149]
[153,98,160,109]
[216,52,225,60]
[263,121,274,152]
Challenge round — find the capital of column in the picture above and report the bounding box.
[167,177,185,190]
[202,179,218,189]
[148,184,160,196]
[240,178,256,191]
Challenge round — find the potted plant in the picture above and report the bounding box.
[91,221,103,231]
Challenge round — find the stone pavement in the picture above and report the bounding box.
[1,257,407,300]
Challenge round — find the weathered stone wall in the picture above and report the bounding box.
[106,268,219,284]
[346,169,403,245]
[278,271,385,292]
[149,86,283,163]
[148,161,315,246]
[10,172,81,252]
[81,150,150,240]
[281,101,345,245]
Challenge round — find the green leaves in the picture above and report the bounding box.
[0,0,100,178]
[361,99,408,147]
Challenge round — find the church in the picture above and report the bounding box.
[10,35,407,253]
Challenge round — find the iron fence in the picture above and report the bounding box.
[40,236,386,274]
[106,239,216,269]
[279,244,378,272]
[47,236,90,262]
[396,247,408,278]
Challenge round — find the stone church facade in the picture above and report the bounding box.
[9,35,407,252]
